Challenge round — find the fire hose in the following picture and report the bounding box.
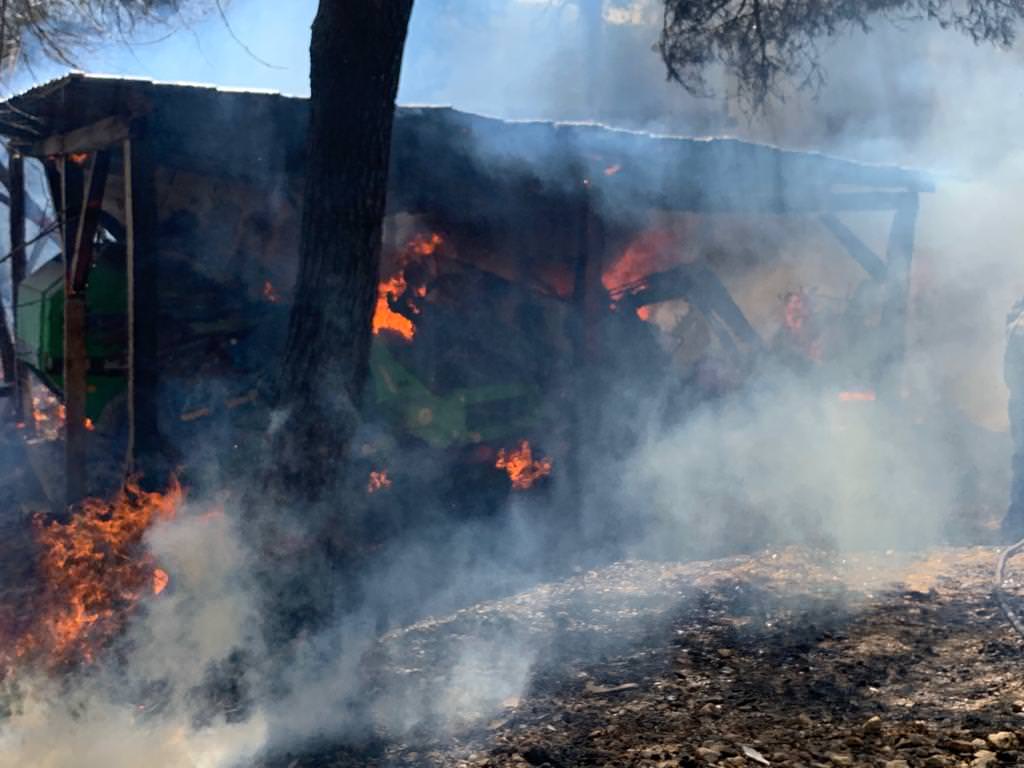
[994,536,1024,639]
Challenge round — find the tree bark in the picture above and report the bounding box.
[269,0,414,506]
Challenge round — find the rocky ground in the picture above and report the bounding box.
[270,547,1024,768]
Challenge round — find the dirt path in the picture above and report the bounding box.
[265,548,1024,768]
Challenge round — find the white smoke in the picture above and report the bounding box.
[0,506,267,768]
[3,1,1024,765]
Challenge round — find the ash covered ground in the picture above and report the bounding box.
[265,548,1024,768]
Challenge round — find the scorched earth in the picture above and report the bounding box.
[264,548,1024,768]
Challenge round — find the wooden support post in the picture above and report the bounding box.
[9,153,32,428]
[877,193,920,396]
[580,193,606,364]
[62,156,87,507]
[570,182,607,362]
[818,213,888,282]
[63,150,112,504]
[563,177,605,551]
[123,134,160,482]
[70,151,111,293]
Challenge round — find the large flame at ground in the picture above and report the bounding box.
[496,441,553,490]
[3,478,183,673]
[372,233,444,341]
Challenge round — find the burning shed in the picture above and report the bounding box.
[0,73,933,506]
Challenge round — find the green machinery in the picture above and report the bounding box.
[15,254,541,451]
[368,343,540,449]
[15,251,127,423]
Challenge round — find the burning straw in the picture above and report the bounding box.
[3,478,183,674]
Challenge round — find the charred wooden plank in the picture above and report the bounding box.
[69,150,111,293]
[818,213,887,282]
[29,115,133,158]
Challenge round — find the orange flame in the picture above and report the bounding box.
[496,441,552,490]
[409,232,443,256]
[152,568,169,596]
[5,478,183,672]
[83,417,95,431]
[372,233,444,341]
[32,394,63,423]
[373,273,416,341]
[367,470,392,494]
[30,392,66,440]
[602,229,679,293]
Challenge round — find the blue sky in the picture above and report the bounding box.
[9,0,611,116]
[11,1,317,96]
[7,0,1024,170]
[7,1,716,135]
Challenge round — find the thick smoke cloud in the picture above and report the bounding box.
[3,1,1024,766]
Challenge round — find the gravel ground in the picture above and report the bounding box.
[266,547,1024,768]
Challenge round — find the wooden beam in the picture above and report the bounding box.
[62,157,87,507]
[571,183,601,361]
[562,177,603,549]
[43,159,63,235]
[30,116,133,159]
[582,191,606,362]
[64,294,88,502]
[818,213,888,282]
[69,150,111,293]
[877,193,920,395]
[689,266,763,351]
[61,150,113,502]
[123,134,160,481]
[824,191,919,213]
[8,153,32,428]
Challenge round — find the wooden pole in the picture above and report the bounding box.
[818,213,888,282]
[63,149,113,503]
[62,156,86,506]
[877,192,919,397]
[9,152,31,428]
[564,174,605,552]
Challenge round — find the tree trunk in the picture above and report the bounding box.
[268,0,414,507]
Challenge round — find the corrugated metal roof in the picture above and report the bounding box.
[0,72,935,215]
